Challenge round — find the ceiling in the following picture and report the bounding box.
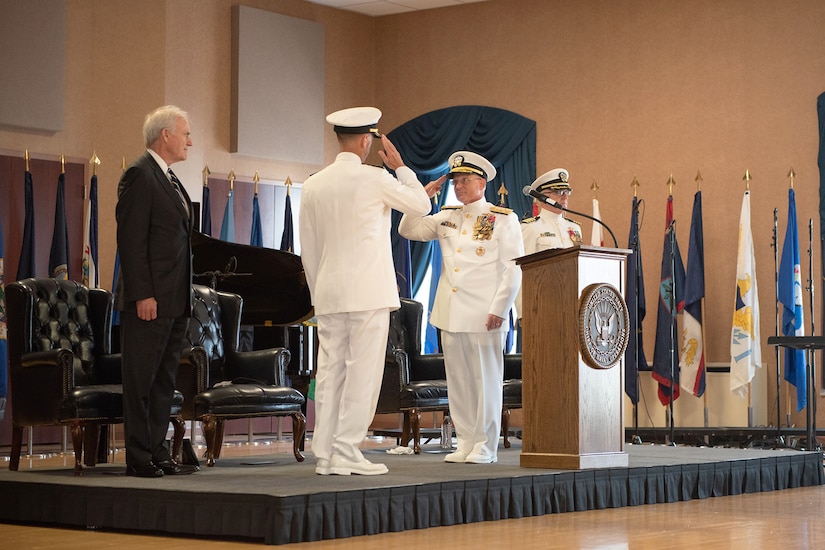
[305,0,489,17]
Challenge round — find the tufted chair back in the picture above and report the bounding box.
[187,284,237,389]
[6,279,115,423]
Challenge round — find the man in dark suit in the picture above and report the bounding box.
[116,105,197,477]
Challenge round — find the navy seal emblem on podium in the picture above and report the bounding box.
[578,283,630,369]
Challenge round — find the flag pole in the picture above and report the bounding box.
[695,172,709,431]
[806,213,819,450]
[771,202,786,435]
[629,176,642,444]
[667,174,677,445]
[744,170,754,428]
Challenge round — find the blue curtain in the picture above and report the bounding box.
[387,105,536,297]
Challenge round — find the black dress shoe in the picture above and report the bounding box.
[126,462,164,478]
[155,459,199,475]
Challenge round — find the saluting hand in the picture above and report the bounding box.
[377,135,405,171]
[424,175,447,198]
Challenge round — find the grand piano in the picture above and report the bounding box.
[191,230,315,401]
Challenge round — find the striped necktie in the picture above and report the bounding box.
[168,168,189,217]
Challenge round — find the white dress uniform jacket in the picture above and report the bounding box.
[398,199,523,333]
[299,152,431,315]
[521,212,582,253]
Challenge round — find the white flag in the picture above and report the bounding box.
[730,190,761,397]
[590,197,603,246]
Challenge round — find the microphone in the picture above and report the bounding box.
[522,185,563,209]
[522,185,619,248]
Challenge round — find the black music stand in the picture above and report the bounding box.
[767,335,823,450]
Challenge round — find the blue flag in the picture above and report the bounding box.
[250,193,263,247]
[16,170,36,280]
[1,216,8,416]
[280,192,294,252]
[679,191,706,397]
[779,187,807,411]
[49,172,70,280]
[624,196,647,404]
[201,184,212,235]
[220,190,235,243]
[651,195,685,406]
[82,174,99,288]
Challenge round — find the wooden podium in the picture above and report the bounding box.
[517,245,630,469]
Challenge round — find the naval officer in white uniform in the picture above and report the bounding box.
[299,107,436,476]
[399,151,523,464]
[516,168,582,318]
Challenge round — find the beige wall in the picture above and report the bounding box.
[2,0,824,430]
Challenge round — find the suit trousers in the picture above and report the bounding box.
[120,310,189,467]
[312,308,390,463]
[441,330,506,458]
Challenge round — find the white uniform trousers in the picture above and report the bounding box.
[312,308,390,463]
[441,330,505,459]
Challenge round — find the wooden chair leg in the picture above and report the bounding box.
[9,426,23,471]
[201,417,218,466]
[291,412,306,462]
[502,407,511,448]
[213,419,225,460]
[401,412,412,447]
[170,416,185,462]
[96,424,109,464]
[70,421,85,475]
[409,408,422,454]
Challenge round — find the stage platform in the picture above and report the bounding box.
[625,426,825,449]
[0,441,822,545]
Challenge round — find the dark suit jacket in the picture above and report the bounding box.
[115,151,193,318]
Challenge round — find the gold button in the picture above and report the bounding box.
[461,230,467,235]
[452,287,457,293]
[454,267,459,272]
[456,248,462,253]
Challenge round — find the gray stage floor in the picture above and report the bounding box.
[1,441,822,545]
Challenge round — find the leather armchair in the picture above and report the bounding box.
[377,298,449,454]
[178,284,306,466]
[5,278,184,475]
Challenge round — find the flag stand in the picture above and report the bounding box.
[771,207,785,445]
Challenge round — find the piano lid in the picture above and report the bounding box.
[191,231,313,326]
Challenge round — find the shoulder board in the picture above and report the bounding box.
[521,216,539,224]
[490,206,512,214]
[567,218,582,227]
[441,205,462,210]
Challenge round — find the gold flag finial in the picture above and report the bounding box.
[695,171,703,191]
[666,174,675,195]
[285,175,293,196]
[202,164,211,187]
[787,167,796,189]
[631,176,640,197]
[90,152,100,176]
[60,153,65,174]
[254,171,260,195]
[121,156,126,171]
[24,149,30,171]
[591,180,599,198]
[497,182,508,206]
[229,170,235,191]
[743,169,751,191]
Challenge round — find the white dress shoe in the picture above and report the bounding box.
[329,456,388,476]
[444,450,470,463]
[315,458,330,475]
[464,452,497,464]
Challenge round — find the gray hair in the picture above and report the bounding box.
[143,105,189,148]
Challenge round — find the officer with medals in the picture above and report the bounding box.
[516,168,582,318]
[399,151,524,464]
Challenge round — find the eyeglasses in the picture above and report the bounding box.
[549,189,572,197]
[452,176,484,186]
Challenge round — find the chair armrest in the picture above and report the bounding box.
[390,348,411,386]
[178,346,209,394]
[225,348,292,386]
